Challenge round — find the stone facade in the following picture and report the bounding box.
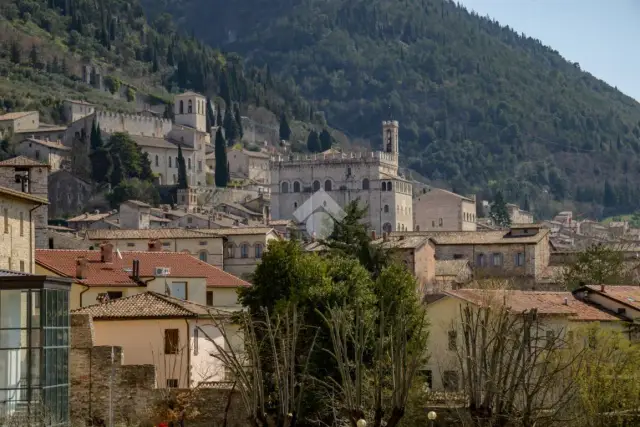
[63,100,96,124]
[16,138,71,171]
[119,200,151,229]
[70,313,156,426]
[228,148,271,184]
[413,188,477,232]
[270,121,413,235]
[48,170,94,219]
[507,203,534,224]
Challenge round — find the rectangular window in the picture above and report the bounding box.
[422,370,433,390]
[107,291,123,300]
[206,291,213,306]
[199,241,207,246]
[515,252,525,266]
[19,260,25,272]
[3,208,7,234]
[492,253,502,267]
[126,242,135,247]
[546,329,555,346]
[187,217,193,224]
[194,327,199,355]
[443,370,459,392]
[164,329,180,354]
[19,212,23,236]
[448,330,457,351]
[255,244,263,259]
[453,254,464,260]
[163,242,171,247]
[166,379,179,388]
[241,245,249,259]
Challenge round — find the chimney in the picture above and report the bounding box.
[383,232,389,242]
[76,257,88,279]
[601,284,605,292]
[371,230,377,240]
[148,239,162,252]
[100,242,114,263]
[563,297,568,305]
[132,259,140,279]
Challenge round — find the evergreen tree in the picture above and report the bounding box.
[523,195,531,212]
[214,128,229,187]
[90,120,103,150]
[489,191,511,228]
[177,145,188,189]
[205,97,215,131]
[215,104,223,127]
[110,154,124,186]
[306,130,321,153]
[139,152,154,182]
[279,113,291,141]
[319,129,332,151]
[29,44,38,67]
[219,70,232,107]
[603,180,617,208]
[90,149,112,184]
[223,107,238,144]
[234,104,243,139]
[10,42,21,64]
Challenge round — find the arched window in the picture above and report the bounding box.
[240,243,250,259]
[362,178,370,190]
[384,205,389,213]
[324,180,332,191]
[293,181,301,193]
[188,99,193,114]
[188,158,192,169]
[383,223,392,233]
[255,244,263,259]
[199,251,208,262]
[294,202,298,209]
[382,182,387,191]
[476,253,485,267]
[281,182,289,193]
[155,155,159,167]
[179,100,184,114]
[175,157,179,167]
[313,180,320,191]
[387,181,393,191]
[226,243,235,258]
[168,157,172,168]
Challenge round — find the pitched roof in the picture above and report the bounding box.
[0,111,37,121]
[436,260,470,277]
[0,156,49,168]
[583,285,640,311]
[218,202,263,217]
[72,291,212,319]
[416,187,475,203]
[196,227,275,236]
[67,212,112,223]
[36,249,251,288]
[442,289,619,322]
[21,138,71,151]
[374,236,431,250]
[177,91,205,98]
[129,135,194,151]
[0,186,48,205]
[389,229,549,245]
[86,228,219,240]
[123,199,151,208]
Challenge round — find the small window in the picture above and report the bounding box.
[422,370,433,390]
[438,218,443,226]
[107,291,123,300]
[162,242,171,247]
[384,205,389,213]
[443,371,459,391]
[241,244,249,259]
[515,252,525,266]
[198,160,202,172]
[188,99,193,114]
[313,180,320,191]
[546,329,555,345]
[476,253,485,267]
[293,181,301,193]
[206,291,213,306]
[188,158,192,169]
[492,253,502,267]
[362,178,370,190]
[448,330,457,351]
[48,238,54,249]
[35,150,40,160]
[194,327,199,355]
[126,242,135,247]
[164,329,180,354]
[179,100,184,114]
[19,212,24,236]
[155,155,159,166]
[387,181,393,191]
[324,180,332,191]
[281,182,289,194]
[255,244,263,259]
[347,167,352,176]
[187,217,193,224]
[19,260,25,272]
[432,220,435,228]
[382,182,387,191]
[199,241,207,246]
[169,157,172,168]
[226,244,235,258]
[166,379,179,388]
[453,254,464,260]
[199,251,207,262]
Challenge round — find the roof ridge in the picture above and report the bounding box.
[152,292,210,315]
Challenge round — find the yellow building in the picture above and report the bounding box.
[424,289,624,392]
[0,185,48,273]
[35,243,250,309]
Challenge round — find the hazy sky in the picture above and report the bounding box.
[457,0,640,101]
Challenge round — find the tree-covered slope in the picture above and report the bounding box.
[143,0,640,217]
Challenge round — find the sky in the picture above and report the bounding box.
[457,0,640,101]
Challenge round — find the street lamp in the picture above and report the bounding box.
[356,419,367,427]
[427,411,437,426]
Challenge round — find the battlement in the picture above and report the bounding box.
[95,110,172,126]
[271,150,398,165]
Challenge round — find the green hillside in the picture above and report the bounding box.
[142,0,640,217]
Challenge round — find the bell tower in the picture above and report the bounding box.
[382,120,399,155]
[174,91,207,132]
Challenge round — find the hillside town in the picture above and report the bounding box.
[0,90,639,426]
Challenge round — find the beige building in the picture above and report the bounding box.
[413,187,476,232]
[63,99,96,123]
[270,121,413,235]
[507,203,534,224]
[434,259,473,290]
[119,199,151,229]
[373,234,436,293]
[0,111,67,142]
[16,137,71,171]
[36,243,250,309]
[72,292,243,388]
[228,148,271,185]
[0,185,48,273]
[390,224,552,286]
[425,289,623,391]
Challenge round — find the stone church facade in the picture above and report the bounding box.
[270,121,413,235]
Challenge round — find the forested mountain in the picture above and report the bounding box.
[0,0,317,129]
[142,0,640,217]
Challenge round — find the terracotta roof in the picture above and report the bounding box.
[436,260,470,277]
[67,212,112,223]
[268,219,294,226]
[177,91,205,98]
[0,156,49,168]
[389,229,549,245]
[36,249,251,288]
[0,111,37,121]
[150,216,170,223]
[416,187,475,203]
[86,228,219,240]
[584,285,640,311]
[21,138,71,151]
[129,135,194,151]
[218,202,262,217]
[123,199,151,208]
[196,227,275,236]
[0,186,48,205]
[374,236,431,250]
[72,291,212,319]
[442,289,619,322]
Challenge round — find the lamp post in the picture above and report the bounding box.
[356,419,367,427]
[427,410,437,426]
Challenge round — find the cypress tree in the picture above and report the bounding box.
[110,154,124,187]
[489,191,511,228]
[279,113,291,141]
[215,103,223,127]
[177,145,188,189]
[306,130,321,153]
[319,129,332,151]
[223,107,238,144]
[234,104,243,139]
[214,128,228,187]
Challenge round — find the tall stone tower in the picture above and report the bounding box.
[174,91,207,133]
[0,156,49,249]
[382,120,399,156]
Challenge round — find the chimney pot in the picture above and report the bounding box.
[75,257,88,279]
[100,242,114,263]
[371,230,377,240]
[563,297,568,305]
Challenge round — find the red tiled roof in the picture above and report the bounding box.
[36,249,250,289]
[0,155,49,168]
[585,285,640,311]
[443,289,619,322]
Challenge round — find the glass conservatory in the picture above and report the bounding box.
[0,274,72,426]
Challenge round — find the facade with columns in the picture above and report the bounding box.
[270,121,413,235]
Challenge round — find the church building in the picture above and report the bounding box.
[270,121,413,235]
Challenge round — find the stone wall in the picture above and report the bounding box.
[70,314,156,426]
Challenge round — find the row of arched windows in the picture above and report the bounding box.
[178,99,206,115]
[280,178,405,193]
[381,204,411,215]
[225,242,264,259]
